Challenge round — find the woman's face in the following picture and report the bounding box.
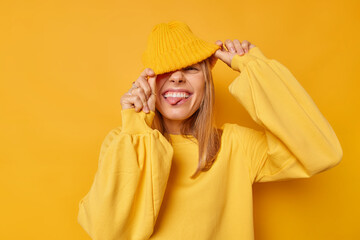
[155,62,205,123]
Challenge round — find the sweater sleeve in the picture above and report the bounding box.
[228,46,343,183]
[77,108,173,239]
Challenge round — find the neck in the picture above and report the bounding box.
[163,118,184,135]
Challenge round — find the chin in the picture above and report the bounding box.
[159,108,195,121]
[156,95,200,122]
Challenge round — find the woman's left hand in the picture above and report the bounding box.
[211,39,256,69]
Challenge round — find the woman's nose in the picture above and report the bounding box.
[169,70,185,83]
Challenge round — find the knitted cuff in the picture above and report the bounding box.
[121,108,155,134]
[230,46,268,72]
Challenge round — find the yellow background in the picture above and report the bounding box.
[1,0,359,239]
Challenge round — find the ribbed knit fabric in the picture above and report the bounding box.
[142,21,220,75]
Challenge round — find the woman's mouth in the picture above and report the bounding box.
[163,91,192,105]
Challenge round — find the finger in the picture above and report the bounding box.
[214,40,225,62]
[130,95,144,112]
[214,40,225,59]
[213,48,232,67]
[120,93,142,111]
[139,68,155,81]
[120,93,134,110]
[233,39,245,55]
[131,87,149,113]
[148,75,156,94]
[127,82,138,94]
[224,39,236,53]
[241,40,251,53]
[213,40,235,67]
[136,77,152,100]
[147,75,157,112]
[138,68,155,98]
[215,40,224,49]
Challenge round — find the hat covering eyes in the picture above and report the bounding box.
[142,21,220,75]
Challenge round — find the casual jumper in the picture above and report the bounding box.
[77,47,343,240]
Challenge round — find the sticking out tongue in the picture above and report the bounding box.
[166,97,186,105]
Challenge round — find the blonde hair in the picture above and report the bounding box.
[152,58,222,179]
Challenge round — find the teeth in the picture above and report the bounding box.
[164,92,190,98]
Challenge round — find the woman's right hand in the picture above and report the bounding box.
[120,68,157,114]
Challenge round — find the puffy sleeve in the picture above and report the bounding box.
[228,46,343,183]
[77,108,173,239]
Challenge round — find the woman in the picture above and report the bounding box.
[78,21,343,240]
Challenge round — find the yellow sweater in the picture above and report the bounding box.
[77,47,343,240]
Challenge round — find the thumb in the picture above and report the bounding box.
[214,40,233,67]
[147,75,157,112]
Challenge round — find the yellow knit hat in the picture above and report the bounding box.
[142,21,220,75]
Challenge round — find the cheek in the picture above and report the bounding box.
[194,79,206,101]
[155,75,167,95]
[187,85,205,114]
[194,88,205,108]
[154,80,166,111]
